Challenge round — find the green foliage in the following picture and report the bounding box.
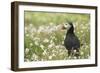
[24,11,90,61]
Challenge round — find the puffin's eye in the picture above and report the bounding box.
[64,24,67,28]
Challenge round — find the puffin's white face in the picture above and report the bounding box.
[63,23,72,30]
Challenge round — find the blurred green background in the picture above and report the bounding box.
[24,11,90,62]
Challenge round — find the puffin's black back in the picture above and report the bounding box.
[64,33,80,50]
[64,22,80,50]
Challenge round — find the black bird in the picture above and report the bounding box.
[63,22,80,58]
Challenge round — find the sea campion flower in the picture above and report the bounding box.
[52,53,56,57]
[50,40,53,44]
[73,56,77,59]
[80,51,84,55]
[25,59,30,62]
[30,28,36,33]
[26,34,29,37]
[37,26,44,33]
[40,44,44,50]
[25,26,28,31]
[49,22,54,26]
[32,53,38,60]
[34,41,39,46]
[25,48,29,54]
[43,50,47,55]
[34,37,40,41]
[29,24,33,27]
[49,56,52,59]
[30,43,33,46]
[43,39,49,43]
[48,43,54,48]
[55,45,60,49]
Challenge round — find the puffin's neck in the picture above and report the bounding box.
[67,26,74,34]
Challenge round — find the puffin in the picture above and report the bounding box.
[62,22,80,58]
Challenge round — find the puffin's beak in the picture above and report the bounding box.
[61,24,68,30]
[62,25,67,29]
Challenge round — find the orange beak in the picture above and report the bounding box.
[61,25,67,30]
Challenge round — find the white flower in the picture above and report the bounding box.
[82,26,86,29]
[37,26,44,33]
[32,53,38,60]
[48,43,54,48]
[68,56,71,59]
[34,41,39,45]
[25,27,28,31]
[43,50,47,55]
[52,53,56,57]
[29,24,33,27]
[80,51,84,55]
[51,36,55,40]
[73,50,77,53]
[40,44,44,50]
[73,56,77,59]
[26,34,29,37]
[34,37,40,41]
[25,48,29,54]
[41,59,44,61]
[30,28,36,33]
[43,39,49,43]
[49,22,54,26]
[55,45,60,49]
[52,49,56,53]
[63,36,66,39]
[50,40,53,44]
[81,30,83,33]
[30,43,33,46]
[25,59,30,62]
[62,41,64,45]
[60,52,64,55]
[49,56,52,59]
[55,45,64,49]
